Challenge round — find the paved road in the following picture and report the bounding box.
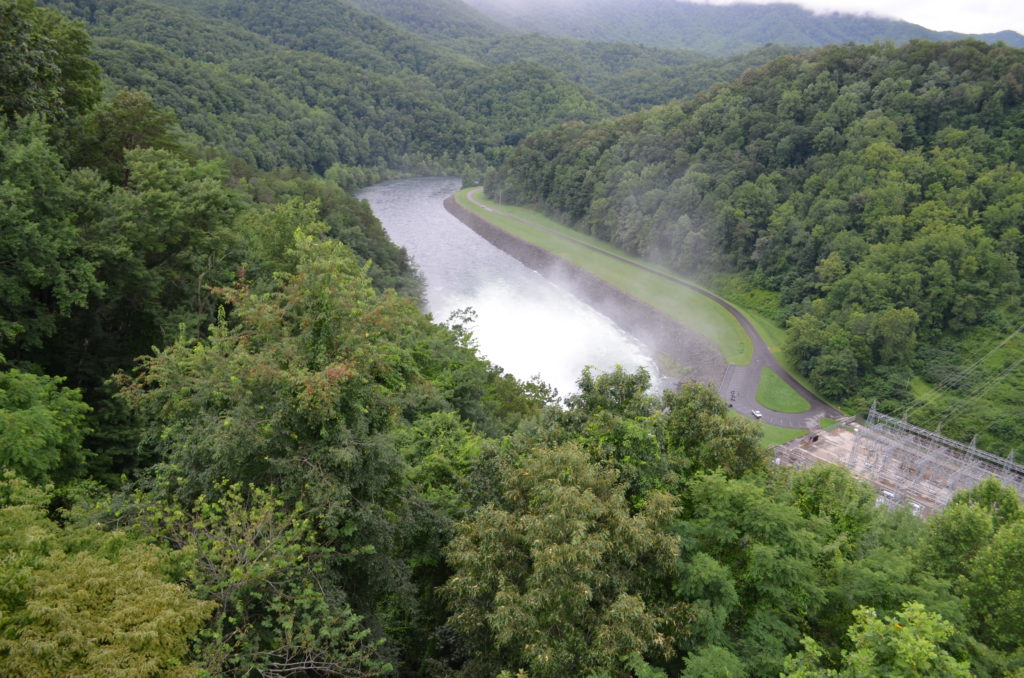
[463,188,841,428]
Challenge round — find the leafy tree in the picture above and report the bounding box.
[0,473,212,677]
[74,89,183,185]
[868,307,918,366]
[807,503,971,671]
[558,365,665,501]
[809,348,861,400]
[966,520,1024,651]
[116,229,426,621]
[661,381,765,479]
[240,167,422,296]
[920,478,1022,588]
[395,410,484,516]
[782,602,971,678]
[37,147,246,392]
[0,115,99,352]
[118,228,426,501]
[0,0,101,125]
[920,502,996,582]
[788,464,878,546]
[0,366,90,483]
[145,481,390,677]
[554,372,765,503]
[682,645,748,678]
[564,364,657,420]
[676,473,826,675]
[443,443,680,677]
[948,476,1022,528]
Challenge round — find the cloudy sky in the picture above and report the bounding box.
[703,0,1024,35]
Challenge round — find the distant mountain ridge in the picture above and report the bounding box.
[346,0,512,39]
[43,0,613,174]
[460,0,1024,55]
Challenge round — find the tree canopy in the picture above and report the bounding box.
[491,39,1024,451]
[5,1,1024,676]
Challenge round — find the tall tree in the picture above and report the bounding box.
[0,473,212,677]
[0,366,90,483]
[0,0,101,125]
[443,443,680,677]
[0,116,99,352]
[144,481,390,677]
[782,602,971,678]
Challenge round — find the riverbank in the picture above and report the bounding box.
[453,191,752,363]
[444,194,726,385]
[449,187,842,433]
[359,177,664,396]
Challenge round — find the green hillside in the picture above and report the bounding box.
[45,0,610,175]
[7,2,1024,677]
[492,40,1024,452]
[348,0,512,39]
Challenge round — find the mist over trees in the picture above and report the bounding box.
[37,0,815,180]
[459,0,1024,55]
[489,39,1024,452]
[5,0,1024,675]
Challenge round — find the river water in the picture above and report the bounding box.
[358,176,662,397]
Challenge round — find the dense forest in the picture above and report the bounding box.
[5,0,1024,676]
[490,39,1024,453]
[37,0,843,181]
[39,0,614,180]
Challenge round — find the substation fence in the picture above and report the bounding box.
[773,404,1024,517]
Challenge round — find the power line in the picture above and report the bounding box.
[931,354,1024,430]
[906,321,1024,418]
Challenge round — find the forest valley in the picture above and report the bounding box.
[3,0,1024,676]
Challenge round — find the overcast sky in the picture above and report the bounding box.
[702,0,1024,35]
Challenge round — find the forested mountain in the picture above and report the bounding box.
[464,0,1024,55]
[445,33,703,89]
[491,39,1024,452]
[38,0,821,181]
[346,0,710,88]
[356,9,808,115]
[43,0,610,176]
[595,44,808,110]
[7,1,1024,677]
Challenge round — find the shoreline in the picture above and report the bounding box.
[443,194,727,387]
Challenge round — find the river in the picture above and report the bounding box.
[358,177,663,397]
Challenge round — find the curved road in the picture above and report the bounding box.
[463,188,840,429]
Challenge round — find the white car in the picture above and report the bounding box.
[752,409,762,419]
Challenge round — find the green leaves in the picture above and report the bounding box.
[661,382,765,479]
[0,473,212,678]
[144,481,390,677]
[0,115,99,351]
[443,443,679,677]
[966,520,1024,651]
[0,367,90,483]
[74,89,183,185]
[782,602,971,678]
[0,0,100,125]
[678,474,826,667]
